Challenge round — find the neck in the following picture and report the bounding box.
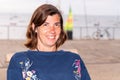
[36,46,57,52]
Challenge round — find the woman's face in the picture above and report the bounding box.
[36,14,61,49]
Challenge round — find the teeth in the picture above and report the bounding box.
[48,36,55,39]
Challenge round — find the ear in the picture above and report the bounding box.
[32,23,37,33]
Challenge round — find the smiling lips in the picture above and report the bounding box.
[47,35,56,40]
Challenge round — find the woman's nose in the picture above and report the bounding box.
[49,26,55,33]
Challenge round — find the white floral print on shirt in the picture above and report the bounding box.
[19,58,40,80]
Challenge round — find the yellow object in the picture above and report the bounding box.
[64,6,73,31]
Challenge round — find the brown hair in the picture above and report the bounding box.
[24,4,67,50]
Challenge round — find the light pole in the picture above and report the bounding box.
[45,0,48,3]
[83,0,89,39]
[57,0,60,10]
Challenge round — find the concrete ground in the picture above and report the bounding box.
[0,40,120,80]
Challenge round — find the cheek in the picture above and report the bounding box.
[56,28,61,35]
[36,30,44,38]
[37,28,46,34]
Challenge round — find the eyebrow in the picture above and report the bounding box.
[44,21,60,24]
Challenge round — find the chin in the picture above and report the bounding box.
[46,41,56,46]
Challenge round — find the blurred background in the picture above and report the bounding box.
[0,0,120,80]
[0,0,120,40]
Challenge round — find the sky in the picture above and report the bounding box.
[0,0,120,15]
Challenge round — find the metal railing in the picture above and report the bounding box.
[0,25,120,40]
[73,26,120,40]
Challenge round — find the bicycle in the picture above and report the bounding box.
[92,27,111,40]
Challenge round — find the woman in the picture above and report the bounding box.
[7,4,91,80]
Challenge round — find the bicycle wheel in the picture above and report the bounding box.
[92,32,99,40]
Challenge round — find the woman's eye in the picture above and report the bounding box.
[42,22,61,28]
[43,23,48,27]
[54,23,61,27]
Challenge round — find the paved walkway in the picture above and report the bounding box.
[0,40,120,80]
[61,40,120,80]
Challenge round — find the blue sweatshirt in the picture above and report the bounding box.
[7,50,91,80]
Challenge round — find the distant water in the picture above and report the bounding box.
[0,13,120,27]
[0,13,31,26]
[0,13,120,39]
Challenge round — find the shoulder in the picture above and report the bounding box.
[61,50,81,59]
[8,51,29,68]
[12,51,27,58]
[10,51,28,62]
